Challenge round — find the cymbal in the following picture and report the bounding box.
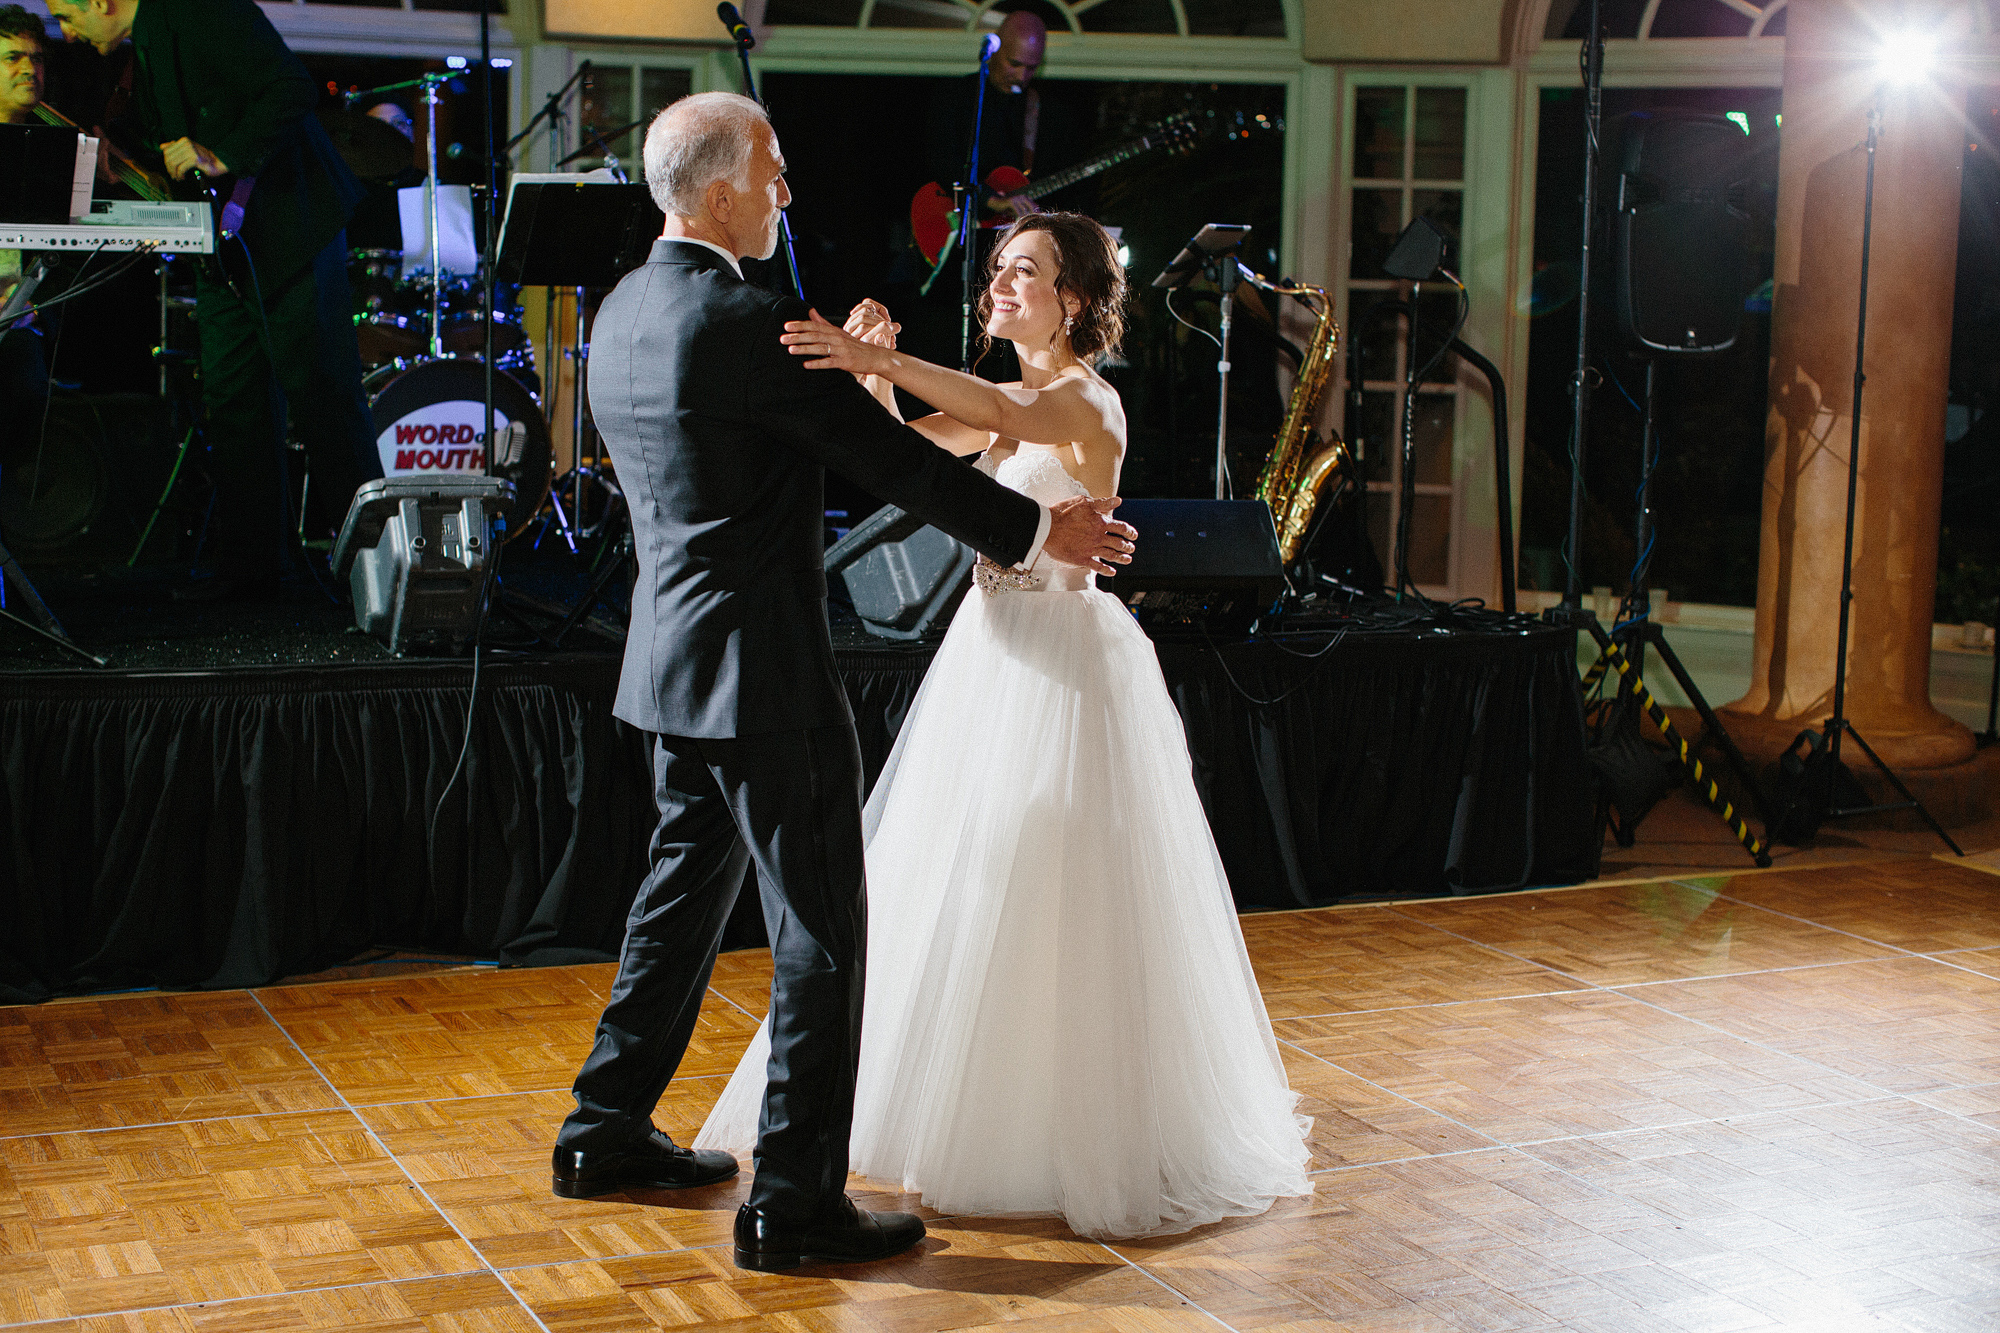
[317,107,415,180]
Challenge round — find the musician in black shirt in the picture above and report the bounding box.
[48,0,380,599]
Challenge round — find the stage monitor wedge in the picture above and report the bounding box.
[825,505,975,640]
[1114,499,1284,637]
[334,477,514,656]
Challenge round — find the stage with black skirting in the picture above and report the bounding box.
[0,588,1597,1003]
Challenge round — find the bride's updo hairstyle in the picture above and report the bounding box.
[977,212,1128,366]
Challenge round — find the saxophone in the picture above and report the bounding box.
[1245,271,1353,564]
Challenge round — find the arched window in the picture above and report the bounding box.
[763,0,1287,37]
[1544,0,1788,40]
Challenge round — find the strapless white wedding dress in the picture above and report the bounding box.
[694,449,1312,1239]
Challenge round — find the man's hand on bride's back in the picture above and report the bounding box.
[1044,496,1137,577]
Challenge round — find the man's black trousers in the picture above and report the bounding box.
[196,230,380,577]
[560,724,869,1221]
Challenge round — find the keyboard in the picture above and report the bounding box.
[0,199,215,254]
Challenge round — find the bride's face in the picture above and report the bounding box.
[986,231,1076,346]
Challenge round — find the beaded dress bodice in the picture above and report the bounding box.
[974,449,1097,594]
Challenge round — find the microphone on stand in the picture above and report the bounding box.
[978,31,1000,62]
[717,2,755,50]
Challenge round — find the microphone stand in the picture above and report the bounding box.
[481,14,496,484]
[960,38,996,372]
[506,59,590,157]
[1212,252,1238,499]
[724,25,804,298]
[345,73,452,355]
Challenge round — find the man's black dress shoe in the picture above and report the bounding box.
[550,1131,739,1198]
[733,1197,926,1271]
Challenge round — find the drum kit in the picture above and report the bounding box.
[327,72,560,544]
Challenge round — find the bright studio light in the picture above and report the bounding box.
[1876,30,1937,85]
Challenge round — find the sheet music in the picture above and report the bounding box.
[70,135,98,220]
[397,184,479,277]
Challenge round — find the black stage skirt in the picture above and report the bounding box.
[0,626,1594,1001]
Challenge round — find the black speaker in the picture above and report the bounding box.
[1113,499,1285,637]
[0,392,176,566]
[1613,111,1752,356]
[824,505,975,640]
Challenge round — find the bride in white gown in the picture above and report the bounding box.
[695,213,1311,1240]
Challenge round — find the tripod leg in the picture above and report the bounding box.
[552,532,632,647]
[0,536,106,666]
[1591,627,1771,866]
[0,538,65,638]
[129,426,198,567]
[1835,721,1966,857]
[1642,623,1776,821]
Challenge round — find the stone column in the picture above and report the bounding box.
[1724,0,1975,771]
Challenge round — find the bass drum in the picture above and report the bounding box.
[365,357,552,541]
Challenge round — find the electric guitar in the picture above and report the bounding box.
[909,108,1279,265]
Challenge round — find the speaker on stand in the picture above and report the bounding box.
[1581,110,1771,862]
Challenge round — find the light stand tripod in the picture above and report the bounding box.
[1771,100,1963,856]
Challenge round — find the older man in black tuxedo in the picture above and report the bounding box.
[553,92,1135,1272]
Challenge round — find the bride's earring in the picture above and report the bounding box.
[1062,311,1075,336]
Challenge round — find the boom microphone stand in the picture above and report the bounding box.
[1773,98,1962,855]
[718,3,804,299]
[960,32,999,371]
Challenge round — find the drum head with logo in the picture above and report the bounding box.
[367,357,552,540]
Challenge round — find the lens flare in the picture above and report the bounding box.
[1876,30,1936,85]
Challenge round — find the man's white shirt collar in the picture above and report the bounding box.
[665,236,744,278]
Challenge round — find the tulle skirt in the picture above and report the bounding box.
[694,580,1313,1239]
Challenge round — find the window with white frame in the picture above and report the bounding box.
[1341,80,1468,592]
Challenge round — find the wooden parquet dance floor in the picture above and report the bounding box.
[5,854,2000,1331]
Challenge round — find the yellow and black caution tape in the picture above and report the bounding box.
[1587,633,1772,867]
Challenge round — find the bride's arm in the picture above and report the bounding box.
[781,309,1117,448]
[907,412,995,456]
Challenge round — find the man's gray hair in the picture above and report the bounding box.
[643,92,770,218]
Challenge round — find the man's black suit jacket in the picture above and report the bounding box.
[129,0,364,283]
[590,240,1045,739]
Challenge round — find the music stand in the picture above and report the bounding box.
[496,176,659,632]
[496,175,664,289]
